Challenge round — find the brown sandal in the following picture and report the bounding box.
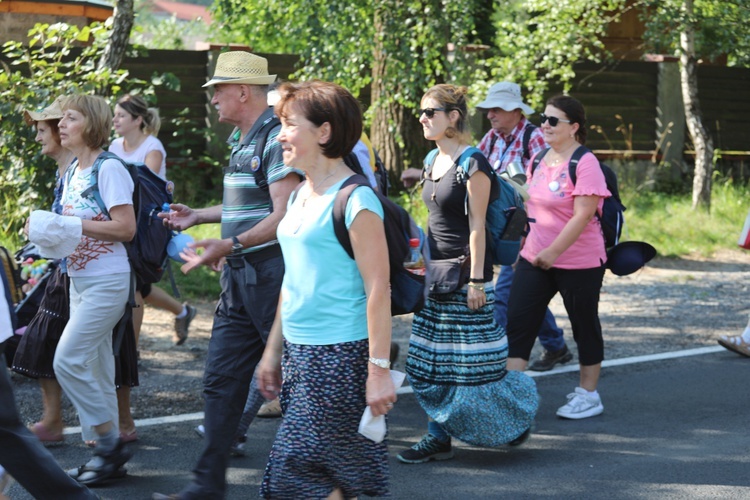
[718,335,750,358]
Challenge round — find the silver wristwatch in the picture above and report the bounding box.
[230,236,243,255]
[368,357,391,369]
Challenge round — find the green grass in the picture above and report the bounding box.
[391,176,750,261]
[3,179,748,302]
[618,177,750,258]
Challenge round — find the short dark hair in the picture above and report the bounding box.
[40,119,61,144]
[546,94,588,145]
[275,80,362,159]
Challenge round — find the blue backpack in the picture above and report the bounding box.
[81,151,174,285]
[425,147,527,266]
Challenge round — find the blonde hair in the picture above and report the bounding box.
[61,94,112,149]
[117,94,161,136]
[422,84,472,143]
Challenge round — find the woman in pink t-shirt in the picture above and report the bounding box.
[506,95,610,420]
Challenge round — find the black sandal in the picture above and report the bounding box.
[68,465,127,482]
[73,440,132,486]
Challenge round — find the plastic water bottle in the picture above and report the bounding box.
[162,202,171,214]
[404,238,425,275]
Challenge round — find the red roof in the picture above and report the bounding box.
[151,0,212,24]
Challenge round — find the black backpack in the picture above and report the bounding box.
[342,150,390,196]
[330,175,426,316]
[531,146,625,248]
[82,151,174,285]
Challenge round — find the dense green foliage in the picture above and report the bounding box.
[640,0,750,67]
[210,0,476,114]
[0,22,148,245]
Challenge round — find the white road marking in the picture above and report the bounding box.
[61,345,726,436]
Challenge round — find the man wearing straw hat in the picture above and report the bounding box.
[475,82,572,372]
[156,51,301,500]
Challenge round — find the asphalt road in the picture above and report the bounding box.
[6,348,750,499]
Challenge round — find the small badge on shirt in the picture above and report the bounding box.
[250,156,261,172]
[165,180,175,195]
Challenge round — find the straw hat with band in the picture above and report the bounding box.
[24,96,65,125]
[203,51,277,88]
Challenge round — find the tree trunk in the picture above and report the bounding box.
[98,0,135,73]
[370,4,429,192]
[680,0,714,211]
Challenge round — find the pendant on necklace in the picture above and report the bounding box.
[548,180,560,192]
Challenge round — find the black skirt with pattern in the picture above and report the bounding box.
[12,266,138,387]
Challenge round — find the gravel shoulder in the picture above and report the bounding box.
[9,250,750,427]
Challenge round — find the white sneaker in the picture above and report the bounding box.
[556,387,604,419]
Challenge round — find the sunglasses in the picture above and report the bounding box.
[540,113,572,127]
[418,107,446,118]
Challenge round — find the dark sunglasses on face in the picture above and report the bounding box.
[418,107,446,118]
[540,113,572,127]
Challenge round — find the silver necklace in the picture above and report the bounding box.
[294,163,343,233]
[301,163,342,207]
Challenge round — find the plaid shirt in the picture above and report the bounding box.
[477,117,546,173]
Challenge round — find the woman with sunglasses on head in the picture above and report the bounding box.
[396,84,538,465]
[506,95,610,420]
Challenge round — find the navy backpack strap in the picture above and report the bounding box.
[332,174,372,259]
[567,145,590,186]
[529,147,550,181]
[521,124,535,160]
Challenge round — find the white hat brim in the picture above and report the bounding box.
[203,75,277,87]
[476,99,535,116]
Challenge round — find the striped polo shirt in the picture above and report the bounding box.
[220,108,298,252]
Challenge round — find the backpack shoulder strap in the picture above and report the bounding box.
[332,174,372,260]
[567,145,590,186]
[529,147,550,181]
[223,116,281,190]
[522,124,535,160]
[248,115,281,192]
[80,151,124,219]
[423,148,440,179]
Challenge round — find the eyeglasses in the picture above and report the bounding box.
[539,113,572,127]
[418,108,446,118]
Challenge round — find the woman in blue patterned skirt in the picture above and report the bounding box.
[396,84,539,464]
[257,80,395,499]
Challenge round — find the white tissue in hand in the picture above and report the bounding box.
[358,370,406,443]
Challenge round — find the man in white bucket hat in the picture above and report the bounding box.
[476,82,572,372]
[156,51,301,500]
